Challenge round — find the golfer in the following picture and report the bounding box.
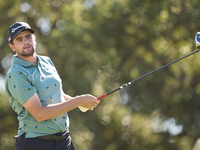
[5,22,100,150]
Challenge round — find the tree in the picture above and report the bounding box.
[1,0,200,149]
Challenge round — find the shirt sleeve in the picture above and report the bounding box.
[6,70,36,105]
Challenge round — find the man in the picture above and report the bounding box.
[4,22,100,150]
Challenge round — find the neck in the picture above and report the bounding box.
[17,53,37,65]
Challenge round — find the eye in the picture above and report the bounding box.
[16,38,22,42]
[26,35,32,39]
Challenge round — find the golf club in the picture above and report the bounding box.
[79,32,200,112]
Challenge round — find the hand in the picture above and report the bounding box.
[77,94,100,111]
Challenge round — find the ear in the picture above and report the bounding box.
[9,44,16,52]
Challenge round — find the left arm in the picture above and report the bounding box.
[62,91,73,101]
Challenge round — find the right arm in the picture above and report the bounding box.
[23,92,99,122]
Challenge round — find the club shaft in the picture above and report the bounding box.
[97,50,199,100]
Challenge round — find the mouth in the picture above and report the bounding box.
[24,45,32,50]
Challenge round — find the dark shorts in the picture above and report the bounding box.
[14,131,75,150]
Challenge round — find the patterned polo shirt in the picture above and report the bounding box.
[4,55,69,138]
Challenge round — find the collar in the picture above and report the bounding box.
[13,54,39,67]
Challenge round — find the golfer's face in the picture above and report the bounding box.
[9,30,36,57]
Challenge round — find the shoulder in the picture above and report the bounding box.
[6,65,24,79]
[5,65,33,83]
[38,55,51,62]
[5,69,30,83]
[37,55,54,66]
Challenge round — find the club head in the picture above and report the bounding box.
[195,32,200,50]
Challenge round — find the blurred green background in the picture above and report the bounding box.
[1,0,200,149]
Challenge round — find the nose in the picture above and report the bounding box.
[23,37,29,44]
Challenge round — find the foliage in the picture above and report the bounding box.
[1,0,200,149]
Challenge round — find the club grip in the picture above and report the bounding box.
[97,94,107,100]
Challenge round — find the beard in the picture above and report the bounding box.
[19,45,35,57]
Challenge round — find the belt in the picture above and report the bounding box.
[37,130,70,141]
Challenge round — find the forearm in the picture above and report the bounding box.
[38,97,80,122]
[24,93,80,122]
[24,93,99,122]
